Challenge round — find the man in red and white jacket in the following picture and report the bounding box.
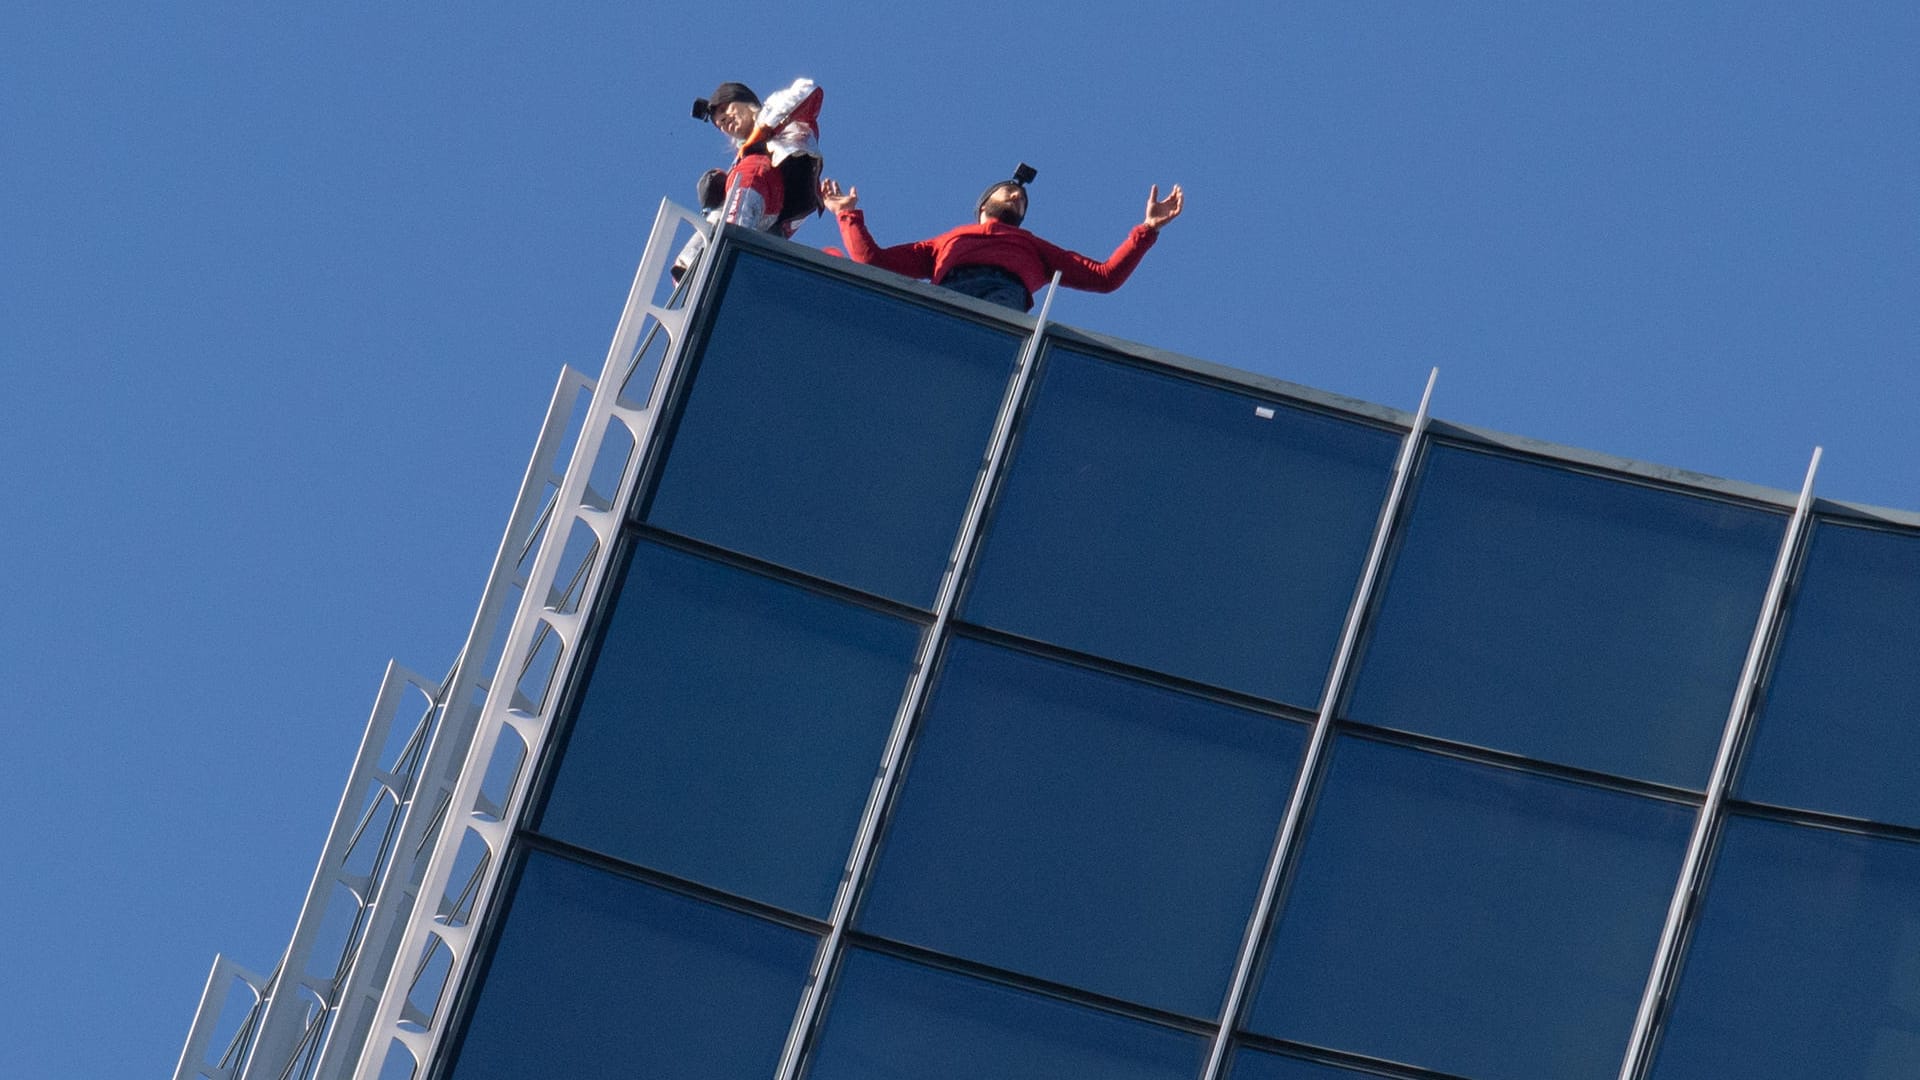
[819,168,1184,311]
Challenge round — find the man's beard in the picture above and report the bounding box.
[983,198,1025,226]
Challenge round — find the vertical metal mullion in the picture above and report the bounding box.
[1199,368,1438,1080]
[1615,447,1823,1080]
[771,276,1064,1080]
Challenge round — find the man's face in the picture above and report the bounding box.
[711,100,758,139]
[980,183,1028,225]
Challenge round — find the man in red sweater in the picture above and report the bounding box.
[819,169,1184,311]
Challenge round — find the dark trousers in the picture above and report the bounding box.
[940,264,1032,311]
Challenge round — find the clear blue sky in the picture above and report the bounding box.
[4,4,1915,1076]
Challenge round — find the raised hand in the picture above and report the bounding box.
[1143,183,1184,229]
[820,178,859,214]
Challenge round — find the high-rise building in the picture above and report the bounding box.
[177,203,1920,1080]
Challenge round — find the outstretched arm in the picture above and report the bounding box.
[1034,227,1158,293]
[1032,184,1182,293]
[822,178,939,281]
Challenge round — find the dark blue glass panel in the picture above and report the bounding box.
[447,849,815,1080]
[1739,520,1920,827]
[1347,443,1784,787]
[645,251,1021,606]
[1651,815,1920,1080]
[536,540,920,916]
[859,637,1304,1018]
[1230,1047,1388,1080]
[1250,736,1693,1080]
[806,949,1204,1080]
[964,348,1400,707]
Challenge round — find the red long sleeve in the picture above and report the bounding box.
[835,209,938,280]
[834,211,1160,297]
[1030,225,1159,293]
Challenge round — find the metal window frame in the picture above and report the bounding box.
[1198,369,1438,1080]
[1614,448,1823,1080]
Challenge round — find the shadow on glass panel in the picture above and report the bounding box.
[1249,735,1692,1080]
[805,948,1206,1080]
[858,636,1305,1018]
[1648,814,1920,1080]
[964,346,1400,708]
[444,849,816,1080]
[1739,519,1920,828]
[1346,442,1784,788]
[643,251,1023,606]
[535,539,921,917]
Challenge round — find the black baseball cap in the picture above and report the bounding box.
[691,82,760,121]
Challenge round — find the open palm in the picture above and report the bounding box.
[820,178,858,213]
[1144,184,1184,229]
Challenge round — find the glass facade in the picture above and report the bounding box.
[962,347,1401,708]
[442,849,817,1080]
[1345,442,1785,787]
[807,949,1207,1080]
[427,237,1920,1080]
[642,253,1022,607]
[534,538,922,916]
[858,636,1305,1017]
[1738,518,1920,827]
[1249,736,1692,1080]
